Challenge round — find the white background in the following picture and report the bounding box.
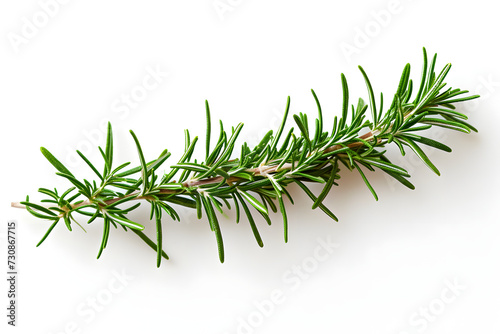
[2,0,500,333]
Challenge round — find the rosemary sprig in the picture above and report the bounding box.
[12,48,479,266]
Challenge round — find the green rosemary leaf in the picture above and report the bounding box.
[208,194,224,214]
[157,183,184,190]
[97,216,110,259]
[254,130,273,156]
[105,203,141,214]
[267,175,283,193]
[109,183,137,191]
[194,193,203,219]
[69,214,87,233]
[311,90,323,147]
[105,122,113,175]
[86,209,101,224]
[184,129,191,152]
[277,135,297,170]
[276,127,294,157]
[107,213,144,230]
[110,162,132,176]
[41,199,58,204]
[201,195,224,263]
[172,163,209,173]
[254,188,278,199]
[415,63,451,113]
[353,162,378,201]
[384,169,415,190]
[199,123,243,179]
[163,195,197,209]
[398,125,432,133]
[293,180,338,221]
[156,200,180,221]
[269,97,291,160]
[401,112,428,130]
[379,91,385,120]
[25,205,58,220]
[346,99,368,133]
[391,95,404,132]
[230,193,240,223]
[414,47,428,103]
[36,219,60,247]
[21,200,57,217]
[395,64,411,101]
[358,65,378,126]
[150,149,172,171]
[442,115,478,133]
[73,208,94,217]
[205,100,211,161]
[104,195,137,208]
[398,136,440,175]
[231,172,254,181]
[441,94,480,104]
[234,192,264,247]
[204,183,235,197]
[129,130,149,193]
[237,189,268,215]
[97,146,111,177]
[280,183,295,205]
[115,165,143,178]
[60,187,76,201]
[321,146,352,159]
[129,229,169,261]
[38,188,59,200]
[206,122,226,166]
[292,172,326,184]
[277,194,288,242]
[258,194,272,225]
[77,150,103,181]
[63,215,72,232]
[312,159,338,209]
[390,137,405,156]
[420,117,471,133]
[268,178,288,242]
[354,157,409,176]
[71,202,88,211]
[154,204,163,268]
[55,173,91,198]
[425,107,468,120]
[425,52,437,93]
[293,114,311,149]
[339,73,349,131]
[261,192,278,213]
[254,146,271,167]
[401,134,452,152]
[40,147,73,176]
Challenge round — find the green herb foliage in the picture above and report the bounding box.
[15,49,478,266]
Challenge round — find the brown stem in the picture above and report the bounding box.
[12,130,378,211]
